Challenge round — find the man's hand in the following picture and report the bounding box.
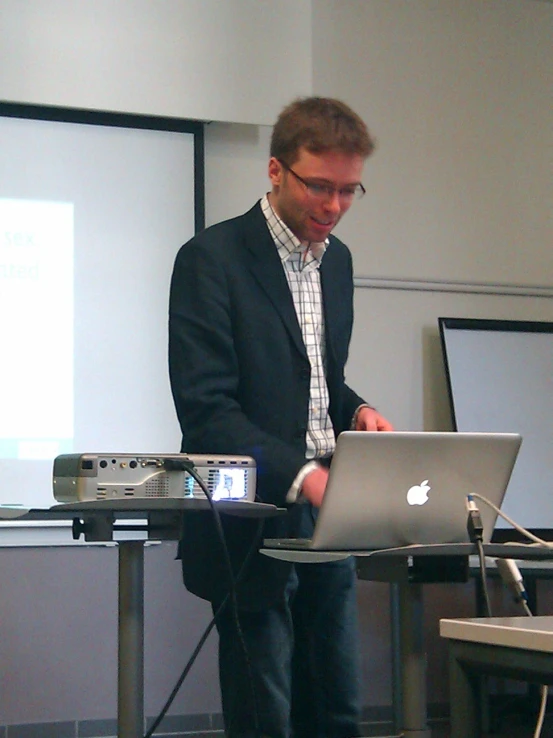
[355,406,394,432]
[300,466,329,508]
[300,408,393,507]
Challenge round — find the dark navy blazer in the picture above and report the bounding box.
[169,201,366,609]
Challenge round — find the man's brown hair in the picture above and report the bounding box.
[270,97,375,165]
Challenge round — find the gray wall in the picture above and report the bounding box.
[0,543,219,722]
[1,0,553,727]
[0,0,312,125]
[313,0,552,287]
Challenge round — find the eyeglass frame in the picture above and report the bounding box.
[277,158,366,202]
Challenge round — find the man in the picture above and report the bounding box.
[169,97,393,738]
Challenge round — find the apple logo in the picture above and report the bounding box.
[406,480,431,506]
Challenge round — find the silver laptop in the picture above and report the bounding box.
[264,431,522,551]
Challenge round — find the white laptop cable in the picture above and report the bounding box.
[494,558,531,614]
[470,493,553,549]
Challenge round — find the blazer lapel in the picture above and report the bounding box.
[319,244,342,367]
[242,205,307,360]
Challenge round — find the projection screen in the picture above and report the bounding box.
[0,103,204,512]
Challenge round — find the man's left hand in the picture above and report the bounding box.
[355,406,394,432]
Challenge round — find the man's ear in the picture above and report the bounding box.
[268,157,283,188]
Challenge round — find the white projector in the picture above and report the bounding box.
[53,453,256,504]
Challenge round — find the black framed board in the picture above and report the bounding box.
[439,317,553,542]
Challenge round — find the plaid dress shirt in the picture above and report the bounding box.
[261,195,335,460]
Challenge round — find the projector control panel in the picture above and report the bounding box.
[53,453,256,504]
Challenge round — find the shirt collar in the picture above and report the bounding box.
[261,194,327,264]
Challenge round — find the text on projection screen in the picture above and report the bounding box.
[0,198,74,461]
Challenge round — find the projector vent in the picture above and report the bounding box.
[144,476,169,497]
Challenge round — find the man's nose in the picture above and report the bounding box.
[323,190,342,213]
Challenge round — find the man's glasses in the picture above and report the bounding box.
[278,159,365,202]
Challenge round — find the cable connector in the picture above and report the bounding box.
[466,494,484,543]
[163,457,196,473]
[495,558,529,605]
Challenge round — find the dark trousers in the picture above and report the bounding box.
[213,556,362,738]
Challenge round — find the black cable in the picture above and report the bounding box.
[144,517,264,737]
[144,467,263,738]
[187,468,261,737]
[475,538,492,617]
[466,495,492,617]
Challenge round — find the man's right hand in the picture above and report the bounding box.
[300,466,329,508]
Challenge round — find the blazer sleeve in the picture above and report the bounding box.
[341,383,368,428]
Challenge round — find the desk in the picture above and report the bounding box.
[440,616,553,737]
[261,543,553,738]
[5,499,281,738]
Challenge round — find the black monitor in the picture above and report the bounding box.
[439,317,553,543]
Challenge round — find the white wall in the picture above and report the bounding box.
[0,0,312,125]
[204,121,272,225]
[313,0,553,287]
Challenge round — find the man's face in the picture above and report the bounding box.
[268,147,365,244]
